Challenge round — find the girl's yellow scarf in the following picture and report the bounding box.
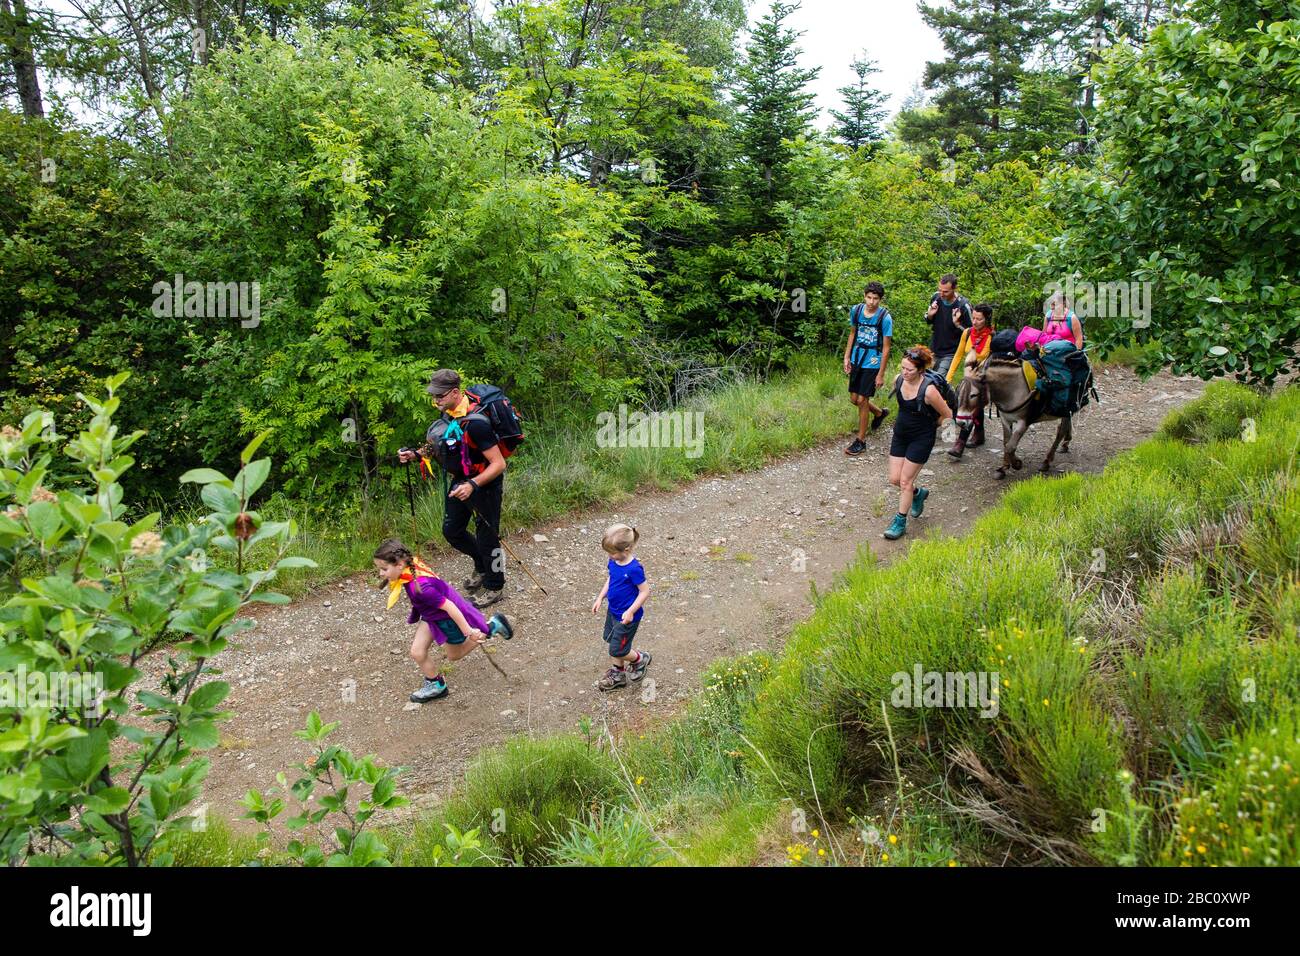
[386,557,437,610]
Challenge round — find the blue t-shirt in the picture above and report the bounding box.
[606,557,646,621]
[850,305,893,369]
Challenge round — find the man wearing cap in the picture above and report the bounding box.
[398,369,508,609]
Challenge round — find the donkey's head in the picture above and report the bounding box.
[955,366,987,431]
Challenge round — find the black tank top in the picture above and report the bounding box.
[895,378,935,436]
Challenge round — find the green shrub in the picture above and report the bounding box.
[1159,381,1265,446]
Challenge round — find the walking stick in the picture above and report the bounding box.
[452,479,550,597]
[402,457,418,545]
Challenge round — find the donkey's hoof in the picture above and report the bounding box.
[1060,444,1071,454]
[994,468,1007,480]
[1011,458,1024,471]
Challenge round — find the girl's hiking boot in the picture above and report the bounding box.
[845,438,867,456]
[909,487,929,517]
[871,407,891,432]
[597,666,628,691]
[488,614,514,640]
[628,650,653,682]
[883,513,908,540]
[472,588,504,610]
[410,675,448,703]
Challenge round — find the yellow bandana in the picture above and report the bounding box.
[386,556,437,610]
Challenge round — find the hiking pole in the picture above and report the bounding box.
[401,454,418,545]
[453,479,550,597]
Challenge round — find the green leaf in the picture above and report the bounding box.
[240,430,273,465]
[84,786,131,814]
[179,468,231,485]
[234,458,271,499]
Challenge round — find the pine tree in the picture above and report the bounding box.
[731,0,819,230]
[901,0,1058,159]
[830,54,888,153]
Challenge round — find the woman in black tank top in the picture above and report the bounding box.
[885,346,954,541]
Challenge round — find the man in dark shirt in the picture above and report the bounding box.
[925,273,973,379]
[398,369,508,608]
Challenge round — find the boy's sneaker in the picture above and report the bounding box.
[627,650,653,682]
[883,513,908,540]
[909,486,929,518]
[597,667,628,692]
[463,572,486,592]
[488,613,514,641]
[472,588,504,610]
[410,675,448,703]
[845,438,867,457]
[871,407,891,432]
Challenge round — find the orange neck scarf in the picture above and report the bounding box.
[386,556,437,610]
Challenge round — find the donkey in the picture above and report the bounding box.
[955,358,1072,480]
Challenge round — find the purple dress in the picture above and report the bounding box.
[405,575,488,644]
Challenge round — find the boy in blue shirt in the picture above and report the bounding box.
[590,524,652,691]
[843,281,893,456]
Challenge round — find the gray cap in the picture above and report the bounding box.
[426,368,462,397]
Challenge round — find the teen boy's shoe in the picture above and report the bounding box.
[462,572,486,592]
[472,588,505,610]
[597,667,628,692]
[845,438,867,456]
[883,513,908,540]
[909,487,929,517]
[871,407,891,432]
[410,676,448,703]
[488,614,514,641]
[627,650,653,682]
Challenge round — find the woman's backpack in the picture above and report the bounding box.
[892,371,959,422]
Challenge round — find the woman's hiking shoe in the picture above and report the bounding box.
[472,588,504,610]
[597,667,628,692]
[410,676,448,703]
[628,650,653,682]
[488,613,514,641]
[909,487,929,517]
[883,513,908,540]
[845,438,867,456]
[871,407,891,432]
[463,572,486,592]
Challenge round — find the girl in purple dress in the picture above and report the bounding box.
[373,539,513,703]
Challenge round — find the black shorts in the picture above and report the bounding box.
[890,428,936,464]
[848,365,880,399]
[602,610,641,657]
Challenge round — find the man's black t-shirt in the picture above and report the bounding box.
[928,293,973,357]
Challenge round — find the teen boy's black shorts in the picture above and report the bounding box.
[848,365,881,399]
[602,610,641,657]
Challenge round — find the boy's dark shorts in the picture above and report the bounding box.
[602,610,641,657]
[433,618,467,646]
[849,365,880,399]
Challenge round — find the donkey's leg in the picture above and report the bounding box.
[1041,417,1067,473]
[995,416,1014,479]
[1006,418,1029,471]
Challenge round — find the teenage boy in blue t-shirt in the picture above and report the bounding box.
[843,281,894,456]
[590,524,651,691]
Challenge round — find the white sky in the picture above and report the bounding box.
[750,0,945,126]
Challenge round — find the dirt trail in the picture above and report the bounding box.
[154,367,1201,825]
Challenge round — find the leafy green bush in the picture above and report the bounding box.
[0,373,313,865]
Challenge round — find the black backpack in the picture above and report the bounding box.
[425,383,525,475]
[892,370,959,422]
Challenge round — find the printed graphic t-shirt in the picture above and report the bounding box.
[850,305,894,370]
